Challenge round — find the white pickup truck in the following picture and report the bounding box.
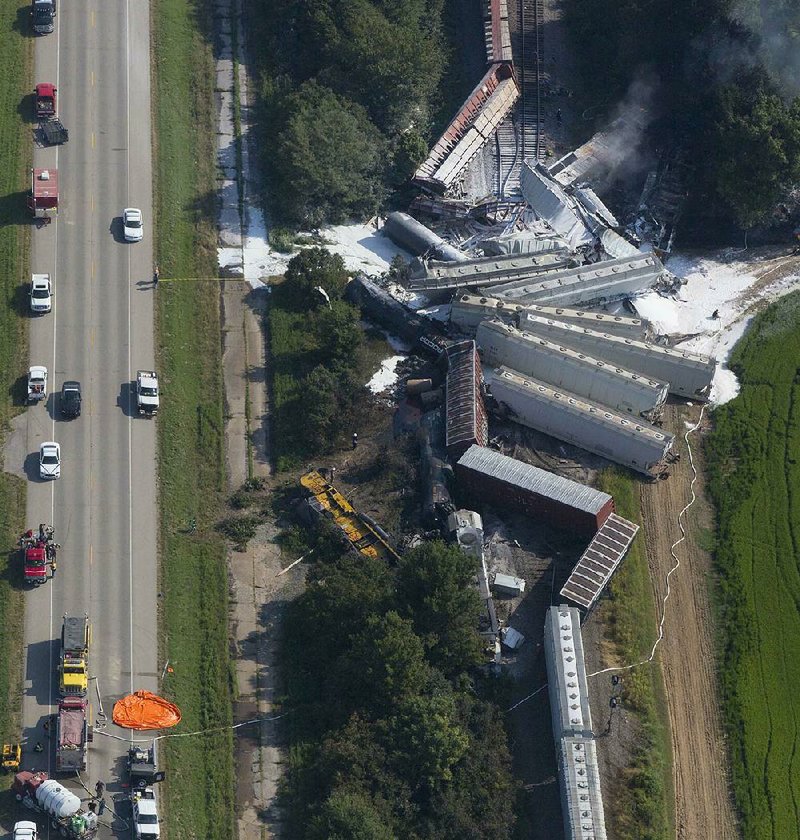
[131,786,160,838]
[136,370,159,416]
[30,274,52,314]
[27,365,47,403]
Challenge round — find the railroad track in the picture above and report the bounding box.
[519,0,545,163]
[492,0,545,200]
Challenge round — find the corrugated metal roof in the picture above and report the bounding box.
[446,341,488,452]
[560,513,639,610]
[457,444,611,515]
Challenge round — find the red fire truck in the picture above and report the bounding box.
[27,168,58,224]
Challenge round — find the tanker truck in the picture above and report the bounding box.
[12,771,98,838]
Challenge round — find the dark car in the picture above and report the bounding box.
[61,381,81,418]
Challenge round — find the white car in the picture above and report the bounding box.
[30,273,52,314]
[39,441,61,480]
[123,207,144,242]
[13,820,37,840]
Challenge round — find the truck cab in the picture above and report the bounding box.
[60,614,90,696]
[23,546,47,585]
[27,366,47,403]
[31,0,56,33]
[34,83,56,118]
[136,370,159,416]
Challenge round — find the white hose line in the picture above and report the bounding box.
[93,712,288,744]
[588,404,707,678]
[506,405,708,711]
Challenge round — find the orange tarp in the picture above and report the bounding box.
[112,691,182,730]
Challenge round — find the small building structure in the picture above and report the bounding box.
[477,318,668,420]
[455,444,614,536]
[489,367,674,476]
[445,340,489,459]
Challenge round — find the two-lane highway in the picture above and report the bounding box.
[23,0,159,835]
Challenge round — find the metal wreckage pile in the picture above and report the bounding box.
[335,5,700,838]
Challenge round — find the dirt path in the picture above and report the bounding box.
[640,403,739,840]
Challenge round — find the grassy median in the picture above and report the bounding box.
[153,0,235,836]
[706,290,800,840]
[0,0,33,805]
[596,469,673,840]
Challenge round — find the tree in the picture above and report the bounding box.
[308,790,397,840]
[397,542,483,676]
[706,72,800,228]
[333,611,434,713]
[271,81,386,226]
[299,552,395,663]
[301,365,373,454]
[423,696,517,839]
[313,300,363,368]
[388,692,469,790]
[283,247,350,310]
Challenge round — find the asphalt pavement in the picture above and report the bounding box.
[22,0,158,835]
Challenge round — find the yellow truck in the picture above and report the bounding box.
[59,614,90,697]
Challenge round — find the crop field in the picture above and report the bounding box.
[706,290,800,839]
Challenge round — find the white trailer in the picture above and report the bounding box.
[516,312,716,400]
[449,291,649,339]
[490,366,674,476]
[477,318,667,420]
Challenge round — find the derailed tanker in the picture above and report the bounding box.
[345,274,450,358]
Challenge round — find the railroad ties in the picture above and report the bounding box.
[491,0,545,201]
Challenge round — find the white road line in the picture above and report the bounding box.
[126,0,135,701]
[45,0,64,778]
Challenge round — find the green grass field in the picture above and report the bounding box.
[597,469,673,840]
[0,0,33,803]
[706,290,800,839]
[153,0,235,835]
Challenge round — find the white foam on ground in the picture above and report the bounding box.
[367,356,405,394]
[633,253,800,404]
[322,223,412,274]
[219,216,414,288]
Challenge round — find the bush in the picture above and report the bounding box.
[283,247,351,310]
[269,227,297,253]
[216,515,260,549]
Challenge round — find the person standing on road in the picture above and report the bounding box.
[95,780,105,799]
[50,557,57,577]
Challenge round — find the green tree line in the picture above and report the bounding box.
[564,0,800,233]
[281,533,517,838]
[247,0,446,226]
[270,248,377,465]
